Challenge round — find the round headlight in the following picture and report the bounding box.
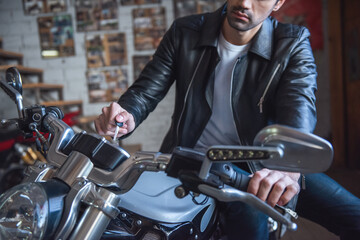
[0,182,49,240]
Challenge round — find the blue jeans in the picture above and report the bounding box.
[220,172,360,240]
[296,173,360,239]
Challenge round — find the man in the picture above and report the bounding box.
[95,0,360,239]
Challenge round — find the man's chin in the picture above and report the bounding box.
[227,16,251,30]
[229,22,252,32]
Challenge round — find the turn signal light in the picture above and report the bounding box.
[207,149,269,161]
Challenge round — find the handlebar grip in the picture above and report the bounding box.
[210,163,251,192]
[230,171,251,192]
[46,106,64,120]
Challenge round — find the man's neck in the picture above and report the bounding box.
[221,18,262,46]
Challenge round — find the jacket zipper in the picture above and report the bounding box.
[230,58,242,145]
[257,63,281,113]
[175,49,206,146]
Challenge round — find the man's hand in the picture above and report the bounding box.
[94,102,135,138]
[247,168,300,207]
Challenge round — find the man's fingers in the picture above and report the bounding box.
[114,122,129,137]
[115,114,124,123]
[94,118,102,135]
[95,102,121,136]
[116,111,131,124]
[247,168,270,196]
[277,183,300,206]
[107,102,122,123]
[247,169,300,207]
[256,171,283,202]
[266,179,288,207]
[95,102,135,138]
[94,114,108,135]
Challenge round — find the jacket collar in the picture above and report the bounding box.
[197,4,274,61]
[249,18,273,60]
[197,4,227,48]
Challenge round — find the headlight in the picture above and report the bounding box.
[0,182,49,240]
[0,180,69,240]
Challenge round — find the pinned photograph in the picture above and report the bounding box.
[75,0,118,32]
[23,0,66,15]
[173,0,224,19]
[86,33,127,68]
[87,68,128,103]
[132,7,166,50]
[37,14,75,58]
[121,0,161,5]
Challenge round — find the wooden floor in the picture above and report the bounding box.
[283,167,360,240]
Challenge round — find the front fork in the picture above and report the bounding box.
[66,182,120,240]
[23,151,121,240]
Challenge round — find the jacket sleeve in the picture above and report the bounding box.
[118,22,178,129]
[274,28,318,133]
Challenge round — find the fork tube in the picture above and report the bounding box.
[69,187,120,240]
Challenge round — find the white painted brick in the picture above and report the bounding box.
[22,34,41,49]
[44,56,86,69]
[0,0,22,11]
[63,73,88,102]
[84,103,104,116]
[22,49,44,66]
[74,36,87,55]
[12,9,34,22]
[0,10,14,24]
[1,20,33,36]
[1,36,22,52]
[43,68,65,83]
[63,68,87,86]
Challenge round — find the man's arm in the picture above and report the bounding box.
[249,29,317,206]
[275,28,318,133]
[118,22,178,129]
[94,22,178,138]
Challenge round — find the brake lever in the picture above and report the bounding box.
[0,119,23,141]
[197,184,297,231]
[0,119,19,128]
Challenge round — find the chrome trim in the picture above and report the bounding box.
[87,151,172,193]
[54,179,93,240]
[43,114,75,168]
[70,186,121,240]
[55,151,93,186]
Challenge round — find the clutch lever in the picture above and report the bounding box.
[198,184,297,231]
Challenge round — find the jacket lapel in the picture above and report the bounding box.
[196,4,226,48]
[249,18,274,60]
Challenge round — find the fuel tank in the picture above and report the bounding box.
[118,171,216,232]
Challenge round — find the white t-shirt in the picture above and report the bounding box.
[194,32,250,152]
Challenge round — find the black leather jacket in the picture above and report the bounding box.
[119,5,317,158]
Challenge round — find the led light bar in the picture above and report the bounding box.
[206,146,274,162]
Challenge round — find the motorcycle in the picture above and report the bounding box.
[0,67,333,240]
